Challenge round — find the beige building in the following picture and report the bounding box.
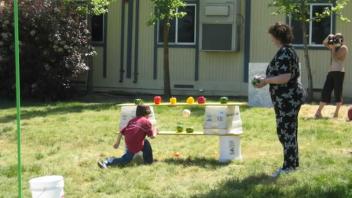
[87,0,351,99]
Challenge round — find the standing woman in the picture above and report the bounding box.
[255,22,305,177]
[315,33,348,118]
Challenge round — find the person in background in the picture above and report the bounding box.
[255,22,305,177]
[315,33,349,118]
[98,105,157,169]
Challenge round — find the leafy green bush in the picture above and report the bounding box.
[0,0,95,100]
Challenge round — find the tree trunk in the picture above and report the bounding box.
[302,21,313,103]
[163,19,171,97]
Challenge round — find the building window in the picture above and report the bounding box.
[158,4,196,45]
[91,14,105,43]
[289,3,332,46]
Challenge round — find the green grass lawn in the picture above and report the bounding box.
[0,97,351,198]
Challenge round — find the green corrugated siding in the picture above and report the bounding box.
[250,0,283,62]
[92,47,105,86]
[138,0,156,82]
[92,0,351,97]
[92,0,122,88]
[92,0,248,96]
[336,2,352,97]
[250,0,352,97]
[106,0,121,86]
[157,48,196,82]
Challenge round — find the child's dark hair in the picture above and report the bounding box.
[268,22,294,44]
[136,105,151,117]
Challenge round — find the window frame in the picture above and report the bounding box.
[91,14,106,45]
[309,3,333,47]
[288,3,333,48]
[157,3,197,46]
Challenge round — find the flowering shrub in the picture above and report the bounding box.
[0,0,95,100]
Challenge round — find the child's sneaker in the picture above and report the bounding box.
[97,161,108,169]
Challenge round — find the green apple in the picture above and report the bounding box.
[251,76,261,87]
[186,127,194,133]
[134,98,143,105]
[176,125,183,133]
[176,122,183,133]
[220,97,228,104]
[251,79,259,86]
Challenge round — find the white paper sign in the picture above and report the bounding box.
[119,106,156,130]
[204,106,242,135]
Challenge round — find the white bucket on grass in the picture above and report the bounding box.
[219,136,242,162]
[29,175,64,198]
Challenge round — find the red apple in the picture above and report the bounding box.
[197,96,206,104]
[348,107,352,121]
[154,96,161,105]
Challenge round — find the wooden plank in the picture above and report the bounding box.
[118,102,246,107]
[158,131,241,136]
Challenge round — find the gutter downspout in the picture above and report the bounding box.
[243,0,251,83]
[126,0,134,78]
[119,1,126,82]
[133,0,140,83]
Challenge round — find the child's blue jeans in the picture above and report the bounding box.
[106,139,153,166]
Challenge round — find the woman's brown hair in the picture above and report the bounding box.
[268,22,294,44]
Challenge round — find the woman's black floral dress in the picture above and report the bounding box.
[266,45,305,170]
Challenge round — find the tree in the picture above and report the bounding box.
[148,0,186,97]
[269,0,350,102]
[64,0,115,15]
[0,0,115,99]
[0,0,98,99]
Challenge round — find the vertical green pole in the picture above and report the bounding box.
[13,0,23,197]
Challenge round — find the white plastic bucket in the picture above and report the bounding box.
[29,175,64,198]
[219,136,242,162]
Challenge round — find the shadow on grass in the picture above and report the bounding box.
[0,103,118,123]
[193,173,351,198]
[192,173,290,198]
[162,157,230,169]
